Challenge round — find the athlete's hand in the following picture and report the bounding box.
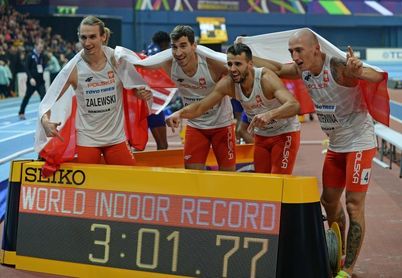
[346,46,363,78]
[41,116,64,142]
[136,87,153,101]
[247,111,273,134]
[166,111,181,133]
[235,36,243,44]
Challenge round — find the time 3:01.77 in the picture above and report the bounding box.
[88,223,271,278]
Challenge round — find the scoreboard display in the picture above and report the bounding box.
[197,17,228,44]
[1,156,330,277]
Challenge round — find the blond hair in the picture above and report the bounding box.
[78,16,111,45]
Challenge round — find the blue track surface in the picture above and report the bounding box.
[367,61,402,80]
[0,96,39,220]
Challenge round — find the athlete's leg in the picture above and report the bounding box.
[238,112,254,144]
[103,141,136,166]
[148,113,168,150]
[19,84,35,117]
[231,99,243,143]
[183,126,210,170]
[211,125,236,171]
[150,126,168,150]
[253,134,272,173]
[321,150,347,255]
[76,145,102,164]
[270,131,300,174]
[342,191,366,275]
[341,148,376,275]
[37,83,46,100]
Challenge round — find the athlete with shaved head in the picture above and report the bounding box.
[255,28,384,277]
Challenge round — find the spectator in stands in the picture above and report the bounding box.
[6,44,19,96]
[18,39,46,120]
[145,31,170,150]
[0,58,10,99]
[45,50,60,82]
[1,6,75,100]
[58,53,68,68]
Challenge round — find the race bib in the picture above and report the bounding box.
[315,104,341,131]
[37,64,43,73]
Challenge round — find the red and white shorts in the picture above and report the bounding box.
[323,148,376,192]
[254,131,300,174]
[184,125,236,168]
[76,141,136,166]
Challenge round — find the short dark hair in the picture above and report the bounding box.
[152,31,170,46]
[227,43,252,61]
[170,25,195,44]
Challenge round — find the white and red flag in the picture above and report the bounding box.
[236,28,390,125]
[34,46,176,176]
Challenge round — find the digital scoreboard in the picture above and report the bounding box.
[1,154,330,277]
[197,17,228,44]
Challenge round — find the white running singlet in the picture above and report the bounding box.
[234,67,300,137]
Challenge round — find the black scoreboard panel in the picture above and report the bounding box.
[17,214,278,277]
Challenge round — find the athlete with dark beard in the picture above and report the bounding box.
[167,43,300,174]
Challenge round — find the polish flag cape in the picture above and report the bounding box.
[134,44,316,115]
[236,28,390,126]
[34,45,225,175]
[34,46,176,176]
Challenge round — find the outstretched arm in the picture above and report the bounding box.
[40,67,78,142]
[248,69,300,132]
[252,56,300,79]
[345,46,384,83]
[166,76,233,132]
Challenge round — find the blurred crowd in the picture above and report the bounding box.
[0,6,79,99]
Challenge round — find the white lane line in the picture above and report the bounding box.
[0,109,38,120]
[0,130,35,143]
[390,115,402,124]
[0,147,35,165]
[0,118,36,129]
[0,130,35,134]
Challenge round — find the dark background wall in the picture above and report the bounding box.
[133,11,402,51]
[11,2,402,52]
[34,15,122,48]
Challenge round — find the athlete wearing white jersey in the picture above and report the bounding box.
[40,16,150,165]
[75,54,126,147]
[171,54,232,129]
[155,25,235,171]
[254,29,384,278]
[167,43,300,174]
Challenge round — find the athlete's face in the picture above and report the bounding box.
[171,36,196,68]
[288,35,318,72]
[227,52,252,84]
[79,24,106,56]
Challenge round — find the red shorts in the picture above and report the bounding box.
[184,125,236,168]
[254,131,300,174]
[76,141,136,166]
[323,148,376,192]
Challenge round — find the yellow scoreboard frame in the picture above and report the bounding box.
[197,17,228,44]
[1,152,331,277]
